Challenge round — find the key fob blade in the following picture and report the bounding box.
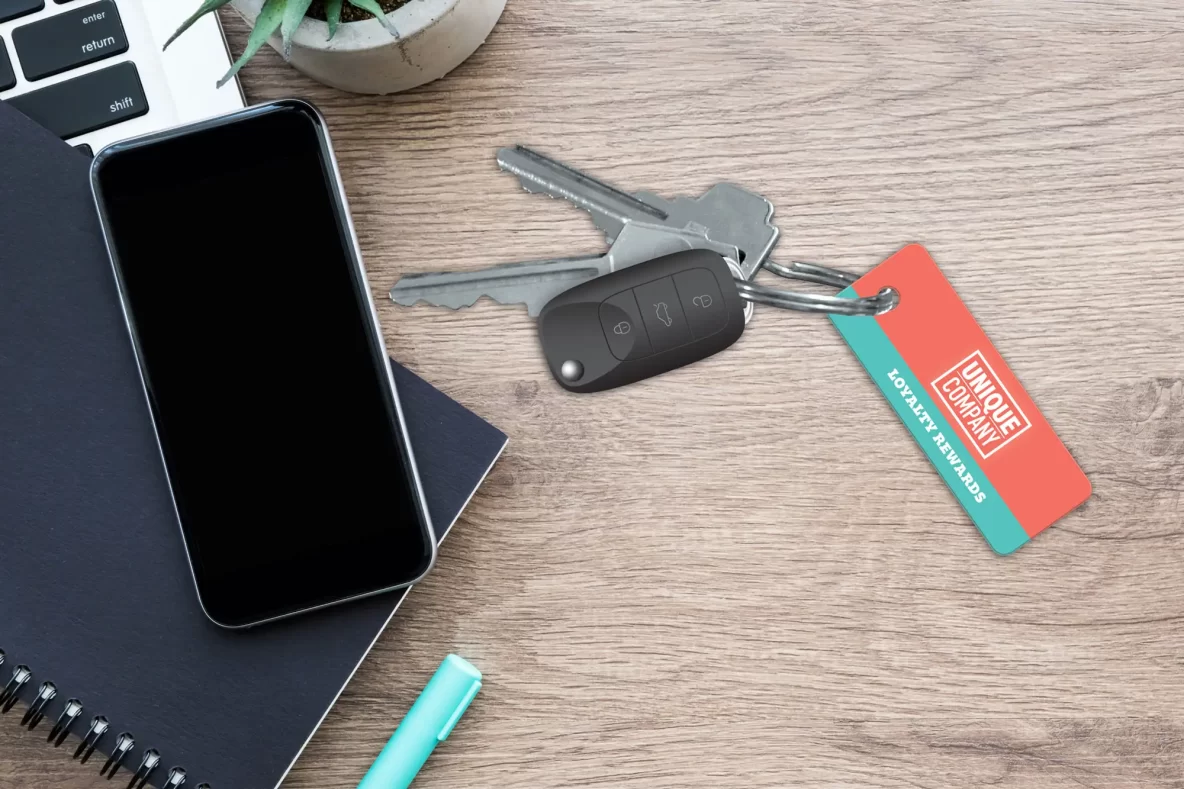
[538,249,745,392]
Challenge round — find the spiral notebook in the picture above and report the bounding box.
[0,103,507,788]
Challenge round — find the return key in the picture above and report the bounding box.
[13,0,127,81]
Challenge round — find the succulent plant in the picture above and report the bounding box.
[165,0,399,88]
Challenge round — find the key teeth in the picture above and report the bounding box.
[518,183,555,197]
[392,292,482,310]
[391,289,533,313]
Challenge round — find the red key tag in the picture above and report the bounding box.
[830,245,1090,554]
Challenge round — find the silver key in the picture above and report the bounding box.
[496,145,668,241]
[390,223,739,318]
[632,184,779,278]
[496,145,779,279]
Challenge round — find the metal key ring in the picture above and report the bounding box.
[724,258,757,324]
[736,260,898,317]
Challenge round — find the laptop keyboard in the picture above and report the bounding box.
[1,0,148,142]
[10,61,145,137]
[0,0,44,25]
[0,40,13,90]
[16,1,128,79]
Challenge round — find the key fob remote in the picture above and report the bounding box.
[538,249,745,392]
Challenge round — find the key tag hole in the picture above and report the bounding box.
[875,287,900,315]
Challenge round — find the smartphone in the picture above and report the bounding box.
[90,99,436,628]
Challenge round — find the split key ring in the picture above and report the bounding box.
[735,259,898,317]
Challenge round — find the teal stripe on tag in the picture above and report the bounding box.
[830,292,1028,554]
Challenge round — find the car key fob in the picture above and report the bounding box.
[538,249,746,393]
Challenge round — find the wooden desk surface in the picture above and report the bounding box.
[5,1,1184,787]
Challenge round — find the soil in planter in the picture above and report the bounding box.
[306,0,410,23]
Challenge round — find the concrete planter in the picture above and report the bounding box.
[232,0,506,94]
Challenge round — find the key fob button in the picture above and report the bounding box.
[633,276,692,353]
[673,267,729,339]
[599,290,652,361]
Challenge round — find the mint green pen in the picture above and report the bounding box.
[357,655,483,789]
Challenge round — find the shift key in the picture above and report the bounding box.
[13,0,127,80]
[7,62,147,139]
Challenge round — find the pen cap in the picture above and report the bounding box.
[356,654,482,789]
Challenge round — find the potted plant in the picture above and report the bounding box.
[167,0,506,95]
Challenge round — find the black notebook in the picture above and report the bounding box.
[0,104,507,788]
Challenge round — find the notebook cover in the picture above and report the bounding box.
[0,104,507,788]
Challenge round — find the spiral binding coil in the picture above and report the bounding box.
[0,648,206,788]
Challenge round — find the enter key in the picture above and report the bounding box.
[13,0,127,81]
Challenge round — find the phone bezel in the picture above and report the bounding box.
[89,99,437,629]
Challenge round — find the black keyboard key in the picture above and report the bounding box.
[0,0,41,23]
[13,0,127,81]
[7,62,147,139]
[0,40,14,91]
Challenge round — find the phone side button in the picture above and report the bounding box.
[6,61,147,140]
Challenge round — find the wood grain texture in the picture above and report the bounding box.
[4,1,1184,786]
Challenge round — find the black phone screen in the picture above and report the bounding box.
[91,101,434,628]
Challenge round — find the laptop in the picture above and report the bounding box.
[0,0,245,152]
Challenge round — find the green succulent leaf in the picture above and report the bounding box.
[325,0,343,39]
[348,0,398,35]
[281,0,315,59]
[217,0,285,88]
[164,0,234,50]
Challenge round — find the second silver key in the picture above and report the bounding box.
[390,223,739,317]
[497,145,779,279]
[496,145,668,243]
[632,184,780,278]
